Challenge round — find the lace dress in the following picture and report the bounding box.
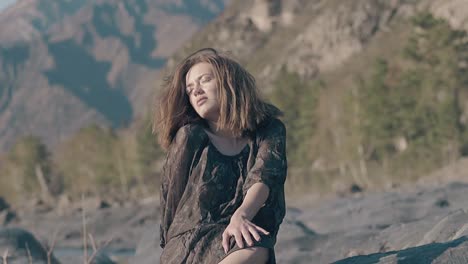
[160,118,287,264]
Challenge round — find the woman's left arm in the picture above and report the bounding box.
[236,182,270,220]
[222,183,270,253]
[222,119,287,253]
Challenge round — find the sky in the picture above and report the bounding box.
[0,0,16,11]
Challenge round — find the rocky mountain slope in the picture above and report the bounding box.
[167,0,468,191]
[1,0,466,154]
[0,0,229,151]
[172,0,468,86]
[2,0,468,195]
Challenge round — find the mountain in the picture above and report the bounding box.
[171,0,468,86]
[2,0,468,192]
[0,0,229,151]
[0,0,17,12]
[167,0,468,190]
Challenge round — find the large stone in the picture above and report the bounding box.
[333,236,468,264]
[129,226,161,264]
[54,250,117,264]
[0,228,60,264]
[0,210,16,226]
[89,251,117,264]
[0,198,9,212]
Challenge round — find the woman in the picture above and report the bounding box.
[154,48,287,264]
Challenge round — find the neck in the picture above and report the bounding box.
[207,121,238,139]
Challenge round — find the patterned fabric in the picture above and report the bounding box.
[160,118,287,264]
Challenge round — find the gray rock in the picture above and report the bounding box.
[333,236,468,264]
[89,251,117,264]
[0,228,60,264]
[0,197,15,226]
[271,181,468,263]
[53,250,117,264]
[0,210,16,226]
[0,198,9,212]
[129,226,161,264]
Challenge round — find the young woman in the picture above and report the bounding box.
[154,48,287,264]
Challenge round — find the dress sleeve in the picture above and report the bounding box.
[159,124,205,249]
[242,118,287,200]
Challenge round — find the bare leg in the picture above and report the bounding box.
[218,247,269,264]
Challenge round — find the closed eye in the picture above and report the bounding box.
[201,76,212,83]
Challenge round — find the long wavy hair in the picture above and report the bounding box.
[153,48,282,149]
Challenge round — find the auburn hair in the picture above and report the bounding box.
[153,48,281,149]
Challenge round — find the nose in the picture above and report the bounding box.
[193,83,204,96]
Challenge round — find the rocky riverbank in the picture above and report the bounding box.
[2,180,468,263]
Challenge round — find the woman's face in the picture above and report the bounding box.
[185,62,220,122]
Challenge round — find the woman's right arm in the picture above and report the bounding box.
[160,125,205,248]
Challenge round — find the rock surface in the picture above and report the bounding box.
[129,181,468,263]
[0,0,231,151]
[2,181,468,263]
[0,198,16,226]
[0,228,59,264]
[0,227,120,264]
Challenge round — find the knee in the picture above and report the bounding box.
[219,247,269,264]
[250,247,269,263]
[247,247,269,263]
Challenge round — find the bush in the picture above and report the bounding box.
[54,124,121,196]
[52,119,163,198]
[0,136,57,202]
[270,67,321,165]
[357,12,468,178]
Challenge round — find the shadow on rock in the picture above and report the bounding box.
[0,197,16,225]
[333,236,468,264]
[89,251,117,264]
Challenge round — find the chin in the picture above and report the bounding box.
[196,109,218,122]
[195,111,208,120]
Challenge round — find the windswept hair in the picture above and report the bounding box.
[153,48,282,149]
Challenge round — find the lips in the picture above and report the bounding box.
[196,97,208,106]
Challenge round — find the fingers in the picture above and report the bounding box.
[248,225,261,242]
[222,223,271,254]
[222,231,229,254]
[254,224,270,235]
[233,230,244,249]
[241,228,254,246]
[239,223,269,248]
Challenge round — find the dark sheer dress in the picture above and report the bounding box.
[160,118,287,264]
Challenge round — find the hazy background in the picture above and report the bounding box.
[0,0,467,206]
[0,0,16,11]
[2,1,468,263]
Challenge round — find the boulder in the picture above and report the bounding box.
[0,197,17,226]
[54,250,117,264]
[0,227,60,264]
[0,210,16,226]
[89,251,117,264]
[0,198,9,212]
[129,226,161,264]
[333,236,468,264]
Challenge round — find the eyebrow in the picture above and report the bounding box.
[186,73,213,89]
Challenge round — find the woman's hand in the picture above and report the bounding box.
[222,209,269,254]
